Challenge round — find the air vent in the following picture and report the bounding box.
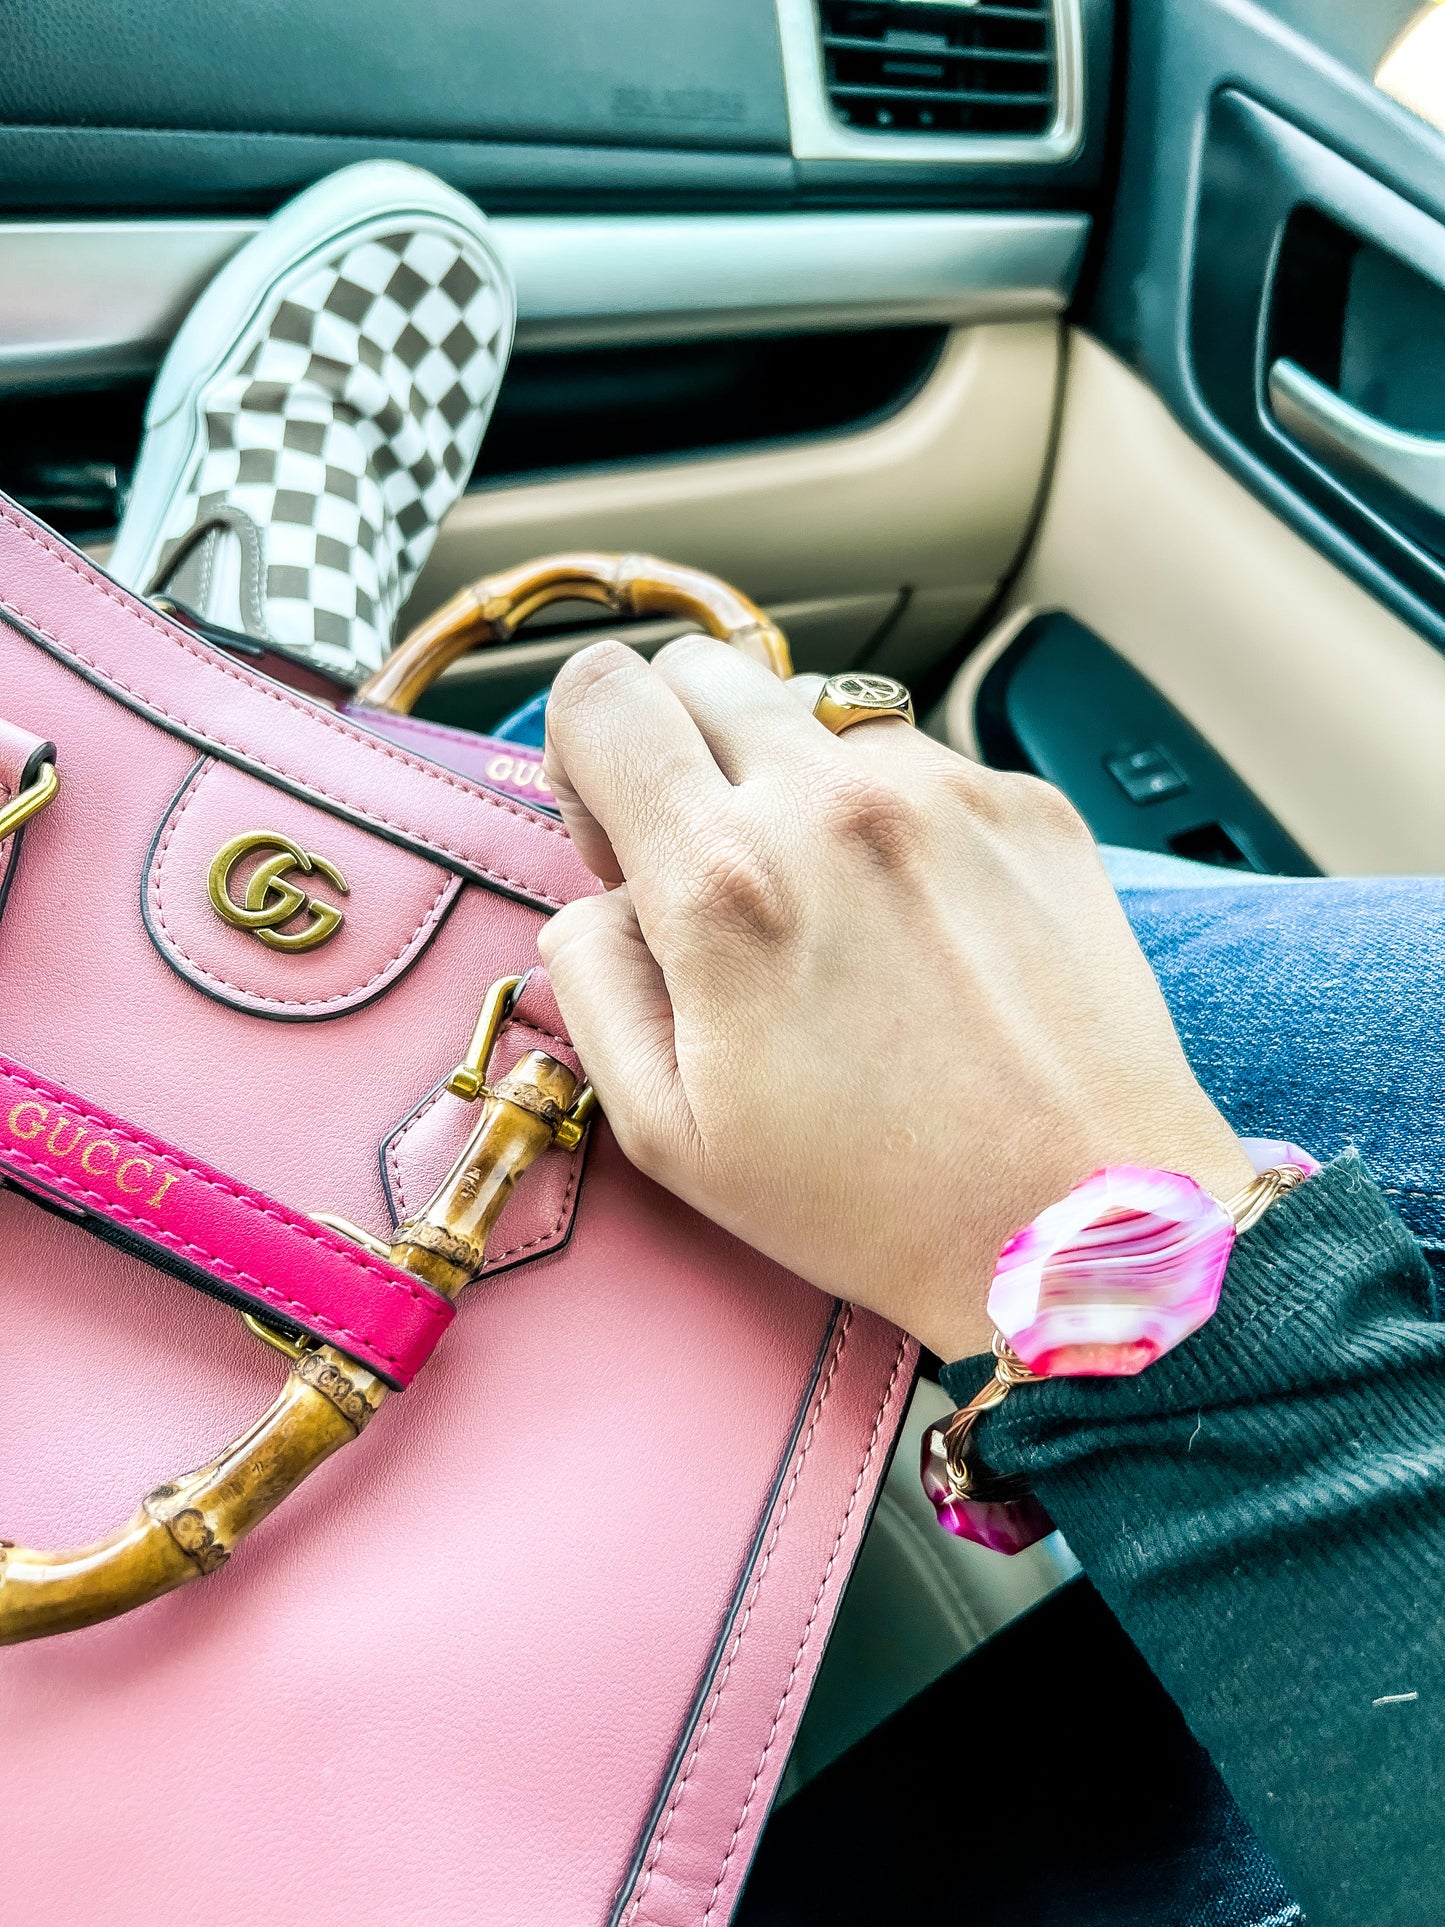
[818,0,1055,138]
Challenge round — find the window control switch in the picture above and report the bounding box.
[973,613,1319,875]
[1104,745,1189,806]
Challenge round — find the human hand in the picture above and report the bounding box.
[538,637,1253,1362]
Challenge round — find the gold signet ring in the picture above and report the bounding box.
[812,673,916,735]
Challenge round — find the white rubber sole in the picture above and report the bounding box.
[107,160,516,594]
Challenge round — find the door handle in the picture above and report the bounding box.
[1267,357,1445,544]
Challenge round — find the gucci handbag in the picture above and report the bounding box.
[0,495,917,1926]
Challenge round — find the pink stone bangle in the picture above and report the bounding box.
[921,1142,1320,1554]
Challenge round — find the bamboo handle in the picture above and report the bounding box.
[0,1345,386,1644]
[353,550,794,714]
[0,1047,581,1645]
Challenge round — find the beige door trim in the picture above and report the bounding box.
[403,321,1063,660]
[945,331,1445,875]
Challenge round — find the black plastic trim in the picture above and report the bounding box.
[0,0,1113,215]
[0,126,799,217]
[1083,0,1445,658]
[975,612,1320,876]
[0,0,793,160]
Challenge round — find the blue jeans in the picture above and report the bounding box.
[1109,850,1445,1287]
[1093,854,1444,1924]
[745,860,1443,1927]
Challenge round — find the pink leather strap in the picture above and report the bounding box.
[126,603,559,813]
[0,718,53,909]
[0,1054,452,1386]
[0,717,48,798]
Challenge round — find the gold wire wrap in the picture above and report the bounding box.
[937,1335,1041,1502]
[1223,1162,1310,1235]
[0,1008,588,1646]
[352,551,793,715]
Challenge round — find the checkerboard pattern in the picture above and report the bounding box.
[154,224,511,680]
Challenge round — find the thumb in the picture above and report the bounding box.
[538,885,700,1184]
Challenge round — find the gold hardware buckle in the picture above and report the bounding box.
[446,972,596,1146]
[238,1310,317,1361]
[446,972,524,1099]
[207,829,349,953]
[0,761,59,842]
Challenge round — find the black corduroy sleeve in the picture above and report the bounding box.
[941,1157,1445,1927]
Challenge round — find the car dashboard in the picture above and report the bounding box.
[0,0,1109,540]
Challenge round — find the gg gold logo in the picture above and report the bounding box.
[207,831,349,953]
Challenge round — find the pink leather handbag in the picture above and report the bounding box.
[0,496,916,1925]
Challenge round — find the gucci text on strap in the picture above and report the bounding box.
[0,976,594,1646]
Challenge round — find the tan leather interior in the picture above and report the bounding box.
[944,331,1445,876]
[409,319,1445,879]
[401,320,1062,693]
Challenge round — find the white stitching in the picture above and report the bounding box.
[0,500,574,906]
[699,1329,911,1922]
[622,1309,856,1927]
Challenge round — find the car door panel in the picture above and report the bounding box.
[1087,0,1445,657]
[944,332,1445,875]
[0,0,1098,769]
[402,320,1064,700]
[939,1,1445,877]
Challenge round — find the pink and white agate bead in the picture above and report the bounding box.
[922,1139,1320,1554]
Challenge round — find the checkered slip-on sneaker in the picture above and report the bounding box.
[107,160,515,684]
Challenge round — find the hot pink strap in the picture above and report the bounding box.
[0,1054,452,1387]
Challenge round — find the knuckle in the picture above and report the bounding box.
[605,1075,685,1182]
[815,768,927,868]
[536,895,592,965]
[935,761,1088,842]
[651,631,721,677]
[547,638,641,724]
[933,754,993,812]
[684,837,794,944]
[1009,772,1091,841]
[611,1107,668,1178]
